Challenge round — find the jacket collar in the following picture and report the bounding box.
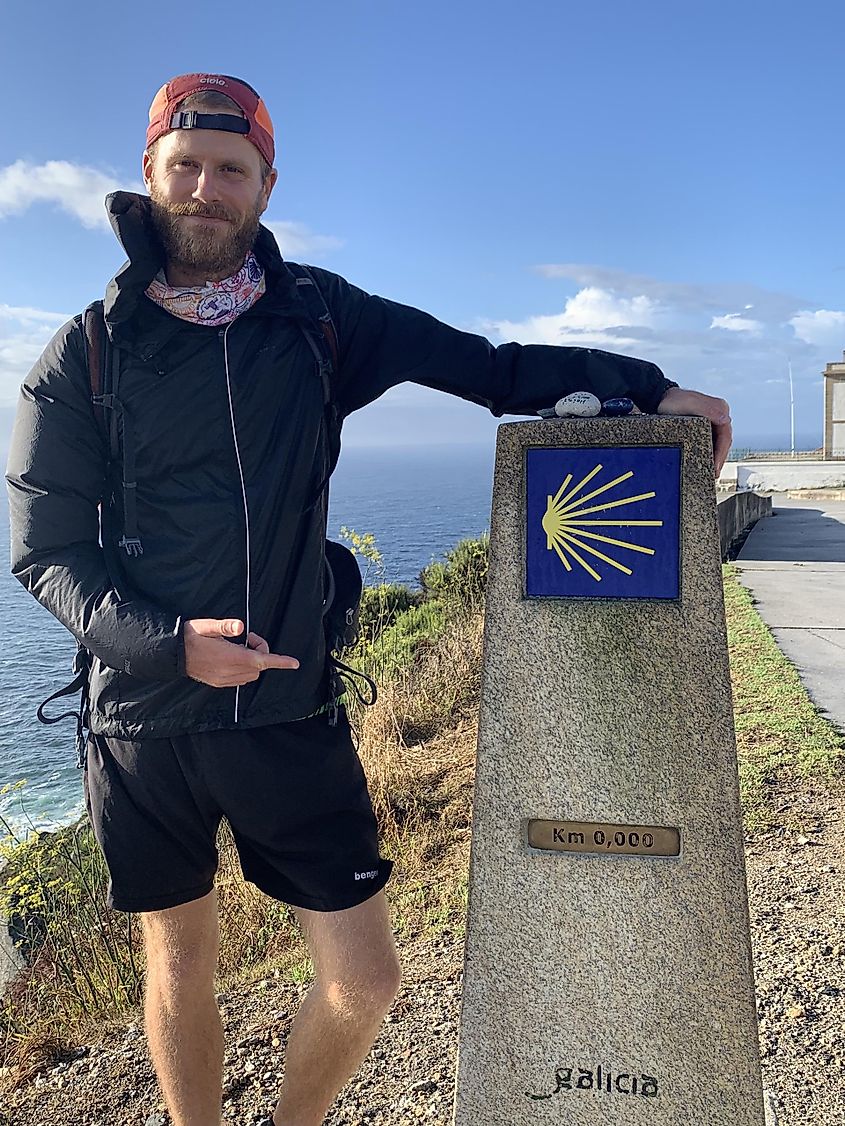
[103,191,311,350]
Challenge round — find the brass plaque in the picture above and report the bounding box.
[527,819,680,857]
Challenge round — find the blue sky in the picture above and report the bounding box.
[2,0,843,453]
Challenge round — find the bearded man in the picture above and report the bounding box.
[5,73,732,1126]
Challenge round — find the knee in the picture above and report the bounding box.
[325,954,401,1019]
[145,943,216,1008]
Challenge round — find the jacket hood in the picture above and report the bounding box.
[102,191,305,330]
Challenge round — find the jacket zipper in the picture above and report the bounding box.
[221,323,251,724]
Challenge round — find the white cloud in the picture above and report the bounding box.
[0,304,69,327]
[710,312,763,334]
[263,220,344,260]
[0,160,143,231]
[0,161,343,260]
[482,286,659,349]
[556,288,658,330]
[535,263,807,323]
[789,309,845,350]
[476,264,845,444]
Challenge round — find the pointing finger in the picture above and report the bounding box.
[260,654,300,671]
[247,651,300,672]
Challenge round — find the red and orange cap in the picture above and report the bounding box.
[146,73,275,167]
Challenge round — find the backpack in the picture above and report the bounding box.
[37,263,376,760]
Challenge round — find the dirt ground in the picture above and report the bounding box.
[2,769,843,1126]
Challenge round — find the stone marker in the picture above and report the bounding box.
[453,416,765,1125]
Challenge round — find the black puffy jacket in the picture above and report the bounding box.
[5,191,676,739]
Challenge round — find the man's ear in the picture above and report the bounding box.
[142,150,154,192]
[260,168,278,214]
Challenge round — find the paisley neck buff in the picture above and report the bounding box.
[145,251,266,326]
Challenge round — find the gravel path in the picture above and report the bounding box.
[745,778,845,1126]
[0,930,464,1126]
[2,778,843,1126]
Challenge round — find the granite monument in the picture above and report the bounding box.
[453,415,765,1125]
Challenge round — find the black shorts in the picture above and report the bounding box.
[83,709,392,914]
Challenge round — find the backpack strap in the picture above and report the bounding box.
[286,263,342,495]
[285,262,340,386]
[83,302,107,432]
[36,642,92,769]
[82,303,144,556]
[38,305,143,763]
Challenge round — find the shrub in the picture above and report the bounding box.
[357,583,421,646]
[0,812,143,1065]
[357,601,445,685]
[419,535,489,617]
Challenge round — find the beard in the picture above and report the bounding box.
[148,182,263,281]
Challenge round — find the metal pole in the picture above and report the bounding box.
[788,360,795,457]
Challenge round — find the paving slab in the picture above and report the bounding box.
[736,498,845,732]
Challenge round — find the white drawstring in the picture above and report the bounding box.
[222,322,252,724]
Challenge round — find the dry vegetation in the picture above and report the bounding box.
[1,550,841,1095]
[0,538,486,1089]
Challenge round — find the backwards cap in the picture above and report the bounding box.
[147,73,275,167]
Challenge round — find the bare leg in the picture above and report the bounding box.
[272,890,401,1126]
[141,888,224,1126]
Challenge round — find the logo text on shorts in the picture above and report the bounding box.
[355,870,378,881]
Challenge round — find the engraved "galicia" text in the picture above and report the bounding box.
[526,1064,659,1101]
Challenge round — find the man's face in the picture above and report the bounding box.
[142,123,277,280]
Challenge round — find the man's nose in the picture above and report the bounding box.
[192,166,222,202]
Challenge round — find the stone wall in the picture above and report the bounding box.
[717,492,772,560]
[736,462,845,491]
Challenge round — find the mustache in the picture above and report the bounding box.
[163,201,235,222]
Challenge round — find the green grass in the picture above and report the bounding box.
[724,564,844,828]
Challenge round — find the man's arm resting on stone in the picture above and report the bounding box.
[310,268,732,474]
[311,267,677,416]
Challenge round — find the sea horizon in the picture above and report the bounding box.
[0,430,827,840]
[0,444,497,838]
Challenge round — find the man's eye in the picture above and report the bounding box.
[223,165,244,174]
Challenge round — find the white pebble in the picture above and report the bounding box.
[554,392,601,417]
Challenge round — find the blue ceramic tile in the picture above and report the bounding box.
[525,446,682,599]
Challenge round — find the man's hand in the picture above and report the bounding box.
[656,388,732,477]
[184,618,299,688]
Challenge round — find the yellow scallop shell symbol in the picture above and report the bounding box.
[541,463,663,582]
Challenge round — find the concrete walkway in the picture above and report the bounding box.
[735,497,845,733]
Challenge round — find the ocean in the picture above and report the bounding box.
[0,444,495,839]
[0,427,821,841]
